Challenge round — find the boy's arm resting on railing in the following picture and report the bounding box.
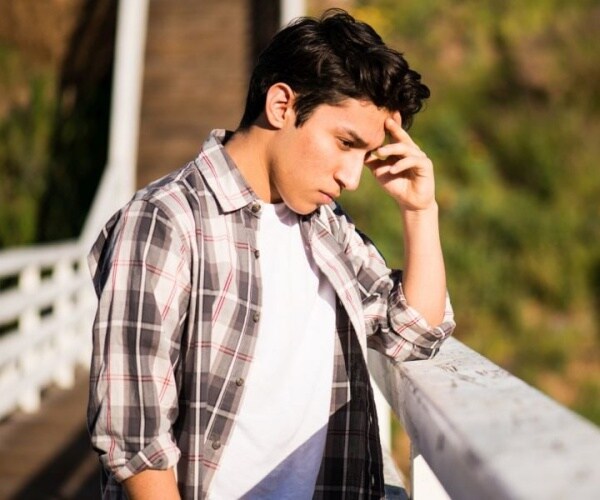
[336,115,455,361]
[362,114,455,361]
[334,204,455,362]
[365,272,455,362]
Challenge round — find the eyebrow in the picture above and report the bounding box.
[340,127,383,150]
[340,128,369,148]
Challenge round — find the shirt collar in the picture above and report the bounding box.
[194,129,258,213]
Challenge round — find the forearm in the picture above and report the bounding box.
[123,468,181,500]
[401,202,447,325]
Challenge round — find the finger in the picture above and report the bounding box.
[384,117,418,148]
[389,156,432,175]
[366,164,393,181]
[367,156,416,177]
[376,142,425,160]
[384,116,403,139]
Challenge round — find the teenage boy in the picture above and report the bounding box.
[88,9,455,499]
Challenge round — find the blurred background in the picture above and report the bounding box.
[0,0,598,496]
[342,0,600,425]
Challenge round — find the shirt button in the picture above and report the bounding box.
[235,377,244,387]
[253,312,260,322]
[212,440,221,450]
[254,249,260,258]
[251,202,261,213]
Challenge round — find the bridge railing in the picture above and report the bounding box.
[368,338,600,499]
[0,242,95,418]
[0,0,149,421]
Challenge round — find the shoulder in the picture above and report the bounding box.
[95,162,207,255]
[133,161,207,227]
[108,159,223,252]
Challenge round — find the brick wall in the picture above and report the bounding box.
[136,0,274,187]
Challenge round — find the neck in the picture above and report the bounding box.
[224,123,278,203]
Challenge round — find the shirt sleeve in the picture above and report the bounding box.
[332,205,456,362]
[87,199,191,482]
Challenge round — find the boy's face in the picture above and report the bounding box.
[269,98,391,214]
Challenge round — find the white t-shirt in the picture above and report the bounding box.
[209,203,336,499]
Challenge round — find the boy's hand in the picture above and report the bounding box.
[365,112,436,212]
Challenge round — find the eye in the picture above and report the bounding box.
[338,138,353,150]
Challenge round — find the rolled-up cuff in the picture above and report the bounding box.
[388,282,456,352]
[100,433,181,482]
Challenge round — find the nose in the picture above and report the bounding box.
[334,158,363,192]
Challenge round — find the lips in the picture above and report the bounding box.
[318,191,339,205]
[317,191,333,204]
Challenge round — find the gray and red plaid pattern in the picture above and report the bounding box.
[88,130,455,499]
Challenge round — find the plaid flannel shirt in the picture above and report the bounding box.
[88,130,455,499]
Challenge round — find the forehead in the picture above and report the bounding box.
[307,99,391,147]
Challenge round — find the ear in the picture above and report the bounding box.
[264,83,295,129]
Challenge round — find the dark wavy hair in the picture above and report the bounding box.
[239,9,430,129]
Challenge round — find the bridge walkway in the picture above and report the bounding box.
[0,370,100,500]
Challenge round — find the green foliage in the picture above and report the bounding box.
[36,79,111,243]
[575,378,600,424]
[0,44,56,247]
[0,41,111,248]
[341,0,600,422]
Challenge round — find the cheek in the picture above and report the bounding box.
[301,134,335,167]
[281,129,335,182]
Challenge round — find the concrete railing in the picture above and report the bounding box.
[369,338,600,499]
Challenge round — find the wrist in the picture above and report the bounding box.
[401,202,440,249]
[401,201,439,222]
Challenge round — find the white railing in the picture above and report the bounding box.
[0,242,95,418]
[82,0,149,249]
[0,0,149,421]
[368,338,600,499]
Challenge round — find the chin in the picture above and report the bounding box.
[291,206,314,216]
[284,201,317,216]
